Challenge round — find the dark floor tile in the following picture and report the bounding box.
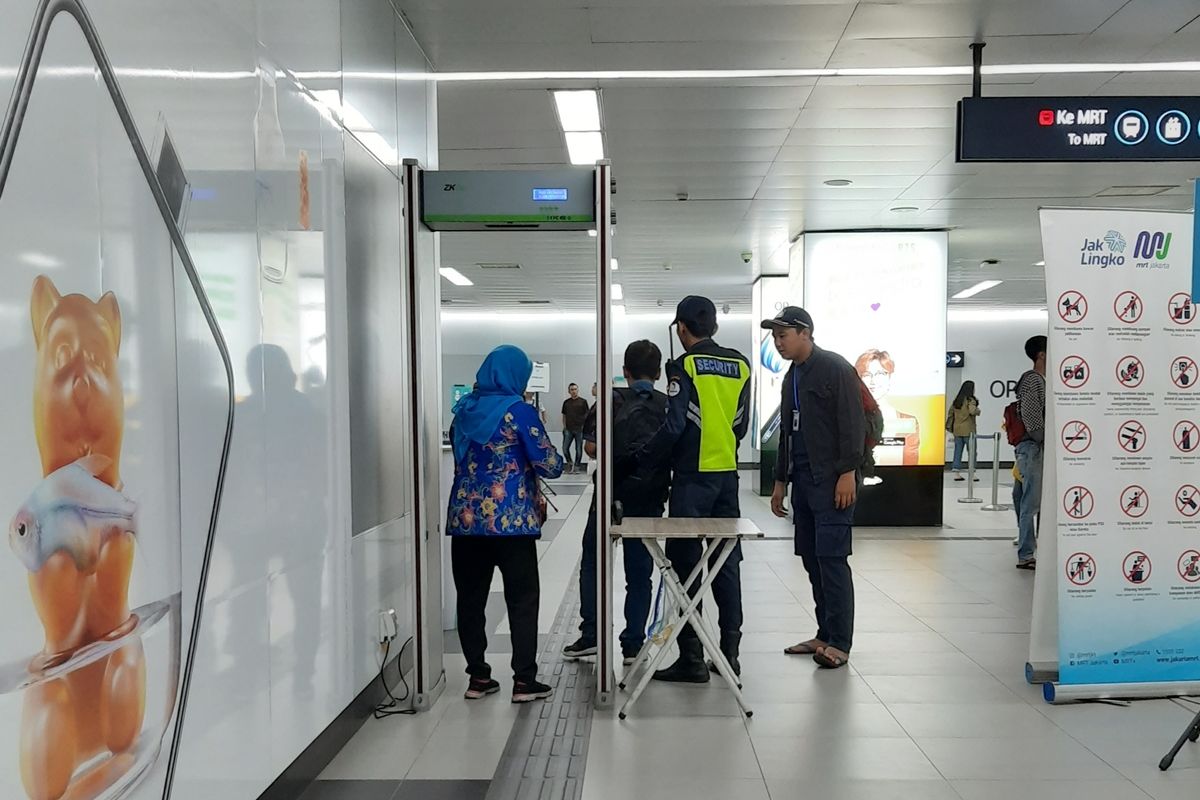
[300,779,401,800]
[394,779,490,800]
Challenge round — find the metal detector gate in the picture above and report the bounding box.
[410,162,617,708]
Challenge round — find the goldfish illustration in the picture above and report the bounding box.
[9,455,136,574]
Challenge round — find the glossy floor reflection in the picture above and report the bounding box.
[318,470,1200,800]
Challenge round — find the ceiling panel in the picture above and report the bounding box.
[841,1,1129,40]
[585,5,854,43]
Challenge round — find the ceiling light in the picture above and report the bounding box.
[588,229,598,238]
[952,280,1002,300]
[19,251,61,268]
[552,90,601,132]
[823,179,853,187]
[613,304,627,317]
[890,206,919,213]
[612,283,624,301]
[565,131,604,165]
[439,267,473,286]
[1034,260,1045,267]
[611,258,619,271]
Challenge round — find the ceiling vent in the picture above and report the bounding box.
[477,262,522,270]
[518,299,552,305]
[1094,185,1176,197]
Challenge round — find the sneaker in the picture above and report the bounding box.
[622,649,640,666]
[1012,537,1019,546]
[512,679,554,703]
[1016,559,1037,571]
[562,638,597,659]
[464,677,500,700]
[954,475,965,482]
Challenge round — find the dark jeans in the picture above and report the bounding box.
[579,503,656,654]
[451,536,540,684]
[562,429,584,466]
[667,472,743,643]
[792,468,856,653]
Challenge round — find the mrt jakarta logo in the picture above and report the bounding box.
[1133,230,1172,263]
[1080,230,1127,268]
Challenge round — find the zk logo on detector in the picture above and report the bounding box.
[1080,230,1127,268]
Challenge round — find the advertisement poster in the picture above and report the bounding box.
[1041,208,1200,687]
[804,232,948,468]
[0,4,228,798]
[750,240,805,452]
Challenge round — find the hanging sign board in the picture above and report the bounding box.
[958,97,1200,162]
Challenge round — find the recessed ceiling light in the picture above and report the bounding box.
[588,229,598,238]
[823,179,853,187]
[439,267,473,286]
[1034,260,1045,267]
[612,283,624,301]
[552,90,601,132]
[952,280,1003,300]
[611,258,619,271]
[890,206,919,213]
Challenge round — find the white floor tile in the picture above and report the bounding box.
[406,731,511,779]
[766,778,963,800]
[888,703,1067,739]
[587,716,762,779]
[916,734,1125,781]
[952,780,1152,800]
[753,736,942,781]
[862,675,1025,705]
[746,702,908,739]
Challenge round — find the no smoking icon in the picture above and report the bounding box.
[1058,291,1088,323]
[1175,420,1198,453]
[1066,552,1096,586]
[1172,356,1198,389]
[1116,356,1144,388]
[1179,551,1200,583]
[1114,291,1143,324]
[1061,421,1091,454]
[1063,486,1094,519]
[1176,485,1200,518]
[1060,356,1090,389]
[1121,485,1149,518]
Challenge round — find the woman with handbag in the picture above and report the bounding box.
[947,381,981,481]
[446,345,564,702]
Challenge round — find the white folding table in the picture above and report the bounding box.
[610,517,764,720]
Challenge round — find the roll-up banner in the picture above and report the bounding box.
[1038,207,1200,699]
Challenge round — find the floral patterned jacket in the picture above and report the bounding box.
[446,402,564,537]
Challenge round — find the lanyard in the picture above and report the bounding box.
[792,369,800,410]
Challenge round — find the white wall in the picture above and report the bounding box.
[945,312,1049,464]
[0,2,435,799]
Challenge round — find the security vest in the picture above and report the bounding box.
[665,339,752,474]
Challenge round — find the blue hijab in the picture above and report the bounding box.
[452,345,533,462]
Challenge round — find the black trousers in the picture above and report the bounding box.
[792,468,856,653]
[451,536,540,684]
[667,472,743,643]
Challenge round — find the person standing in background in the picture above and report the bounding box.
[561,383,589,474]
[947,381,981,481]
[765,307,864,671]
[1014,335,1047,570]
[447,345,563,703]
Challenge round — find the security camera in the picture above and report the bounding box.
[980,258,1000,267]
[740,251,753,264]
[722,303,731,315]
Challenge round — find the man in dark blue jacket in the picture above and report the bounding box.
[763,307,864,670]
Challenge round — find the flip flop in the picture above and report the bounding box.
[813,647,849,669]
[784,639,826,656]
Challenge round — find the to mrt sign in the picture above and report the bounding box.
[1044,108,1110,126]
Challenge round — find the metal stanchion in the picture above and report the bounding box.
[958,433,983,504]
[982,432,1013,512]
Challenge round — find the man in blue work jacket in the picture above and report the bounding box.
[649,296,752,683]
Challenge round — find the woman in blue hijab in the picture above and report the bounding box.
[447,345,563,703]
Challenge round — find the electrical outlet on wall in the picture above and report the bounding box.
[377,608,398,644]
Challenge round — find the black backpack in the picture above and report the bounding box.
[611,387,671,508]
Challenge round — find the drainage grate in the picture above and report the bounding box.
[486,567,593,800]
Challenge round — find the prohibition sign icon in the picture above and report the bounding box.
[1172,356,1198,389]
[1175,420,1199,453]
[1061,421,1091,454]
[1124,551,1151,585]
[1169,293,1195,326]
[1116,356,1144,388]
[1120,485,1149,518]
[1179,550,1200,583]
[1114,290,1143,324]
[1058,290,1088,323]
[1117,420,1147,453]
[1060,356,1090,389]
[1063,486,1094,519]
[1066,553,1096,586]
[1176,485,1200,518]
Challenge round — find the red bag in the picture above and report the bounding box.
[1003,401,1026,446]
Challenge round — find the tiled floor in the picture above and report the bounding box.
[315,469,1200,800]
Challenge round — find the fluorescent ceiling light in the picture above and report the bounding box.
[1034,260,1046,267]
[611,258,619,271]
[613,303,627,316]
[553,90,601,132]
[588,229,598,238]
[565,131,604,165]
[611,283,624,300]
[439,267,473,286]
[952,280,1003,300]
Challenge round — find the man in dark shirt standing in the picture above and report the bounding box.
[562,383,590,474]
[1014,335,1047,570]
[764,307,864,670]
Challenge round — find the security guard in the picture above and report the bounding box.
[650,296,751,683]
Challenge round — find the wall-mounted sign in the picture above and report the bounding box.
[528,361,551,394]
[958,97,1200,162]
[947,351,966,368]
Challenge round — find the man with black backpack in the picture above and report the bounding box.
[562,341,669,664]
[763,306,865,670]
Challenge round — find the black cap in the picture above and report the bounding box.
[761,306,813,332]
[673,295,718,335]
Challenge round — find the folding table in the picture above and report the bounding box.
[610,517,764,720]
